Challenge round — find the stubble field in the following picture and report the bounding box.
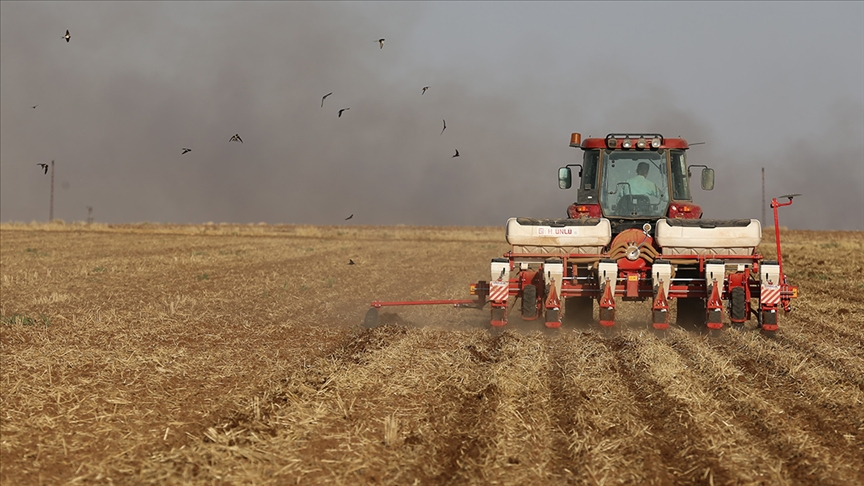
[1,221,863,485]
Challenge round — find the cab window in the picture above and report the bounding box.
[582,150,599,190]
[670,150,691,200]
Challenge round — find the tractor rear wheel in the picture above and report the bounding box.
[564,297,593,325]
[730,287,747,328]
[522,284,538,319]
[676,298,706,329]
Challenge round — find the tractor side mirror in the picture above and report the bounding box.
[558,167,572,189]
[701,168,715,191]
[559,164,582,189]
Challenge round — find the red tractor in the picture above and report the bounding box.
[367,133,798,332]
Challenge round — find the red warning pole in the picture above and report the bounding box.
[761,168,765,226]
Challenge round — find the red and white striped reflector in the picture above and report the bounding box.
[761,285,781,306]
[489,281,509,302]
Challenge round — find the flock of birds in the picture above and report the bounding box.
[34,31,463,187]
[32,29,460,265]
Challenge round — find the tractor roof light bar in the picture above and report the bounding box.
[606,133,663,140]
[606,133,664,149]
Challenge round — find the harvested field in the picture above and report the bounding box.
[2,221,863,485]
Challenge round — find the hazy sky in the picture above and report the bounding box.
[2,1,862,229]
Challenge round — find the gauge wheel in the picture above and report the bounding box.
[363,307,380,328]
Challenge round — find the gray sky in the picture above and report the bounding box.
[1,1,862,229]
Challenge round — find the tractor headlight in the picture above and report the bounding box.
[636,137,647,149]
[622,138,632,149]
[607,137,618,148]
[651,137,662,148]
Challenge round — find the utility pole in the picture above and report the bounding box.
[87,206,93,224]
[49,160,55,222]
[761,167,766,226]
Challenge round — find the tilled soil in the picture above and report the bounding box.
[1,223,862,485]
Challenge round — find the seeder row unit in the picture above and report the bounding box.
[366,197,798,332]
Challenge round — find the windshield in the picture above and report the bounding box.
[600,151,670,218]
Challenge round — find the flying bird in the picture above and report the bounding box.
[321,92,333,108]
[378,38,385,49]
[338,108,350,118]
[422,86,429,95]
[348,259,355,265]
[440,119,446,136]
[63,30,70,43]
[452,149,460,158]
[345,214,354,220]
[32,105,37,109]
[181,148,192,154]
[229,134,243,143]
[37,163,49,174]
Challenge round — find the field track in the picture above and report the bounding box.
[2,222,863,485]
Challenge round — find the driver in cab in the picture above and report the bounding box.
[626,162,661,198]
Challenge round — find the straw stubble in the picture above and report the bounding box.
[1,222,862,484]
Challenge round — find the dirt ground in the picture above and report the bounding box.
[1,222,863,485]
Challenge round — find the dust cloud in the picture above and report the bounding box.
[1,3,861,230]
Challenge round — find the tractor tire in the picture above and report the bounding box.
[522,284,538,319]
[676,298,706,329]
[564,297,593,326]
[730,287,747,324]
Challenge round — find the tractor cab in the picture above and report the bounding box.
[559,133,715,234]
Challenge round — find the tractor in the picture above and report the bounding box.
[366,133,798,331]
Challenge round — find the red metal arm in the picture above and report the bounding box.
[371,299,484,309]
